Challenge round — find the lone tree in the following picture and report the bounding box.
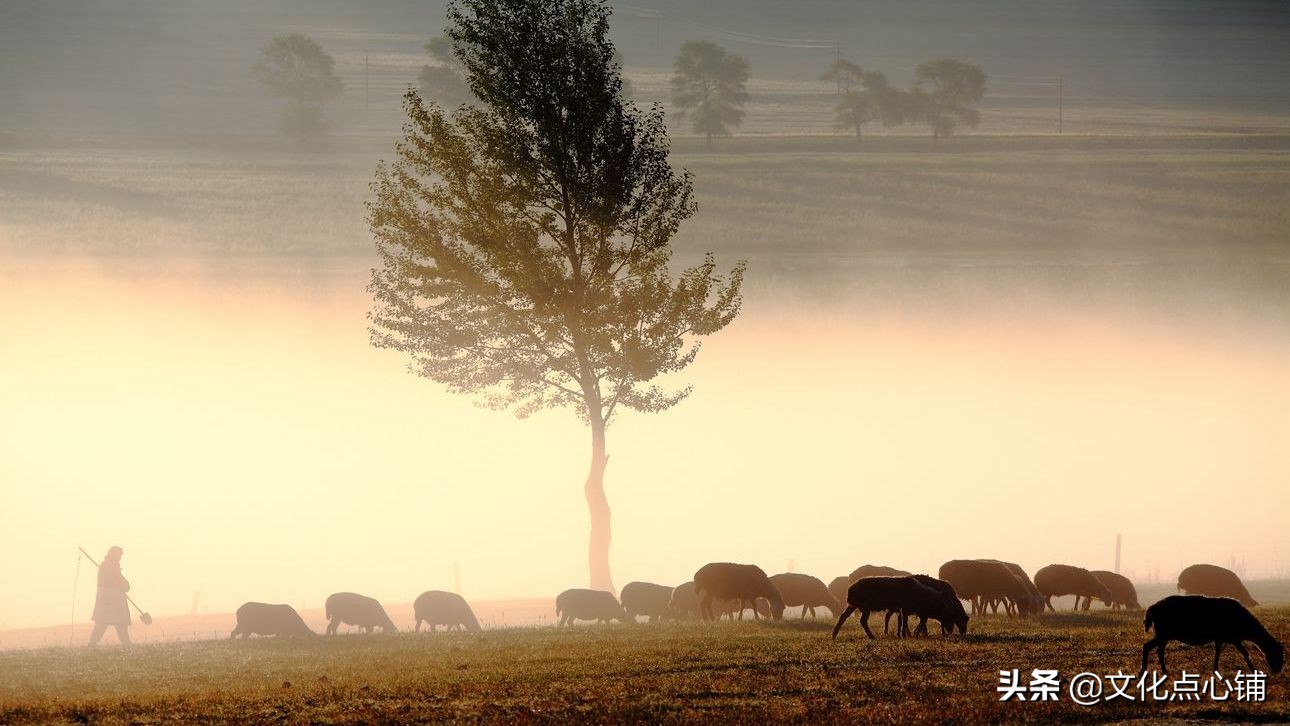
[670,41,750,146]
[252,34,344,138]
[820,60,893,145]
[417,36,472,108]
[911,58,987,143]
[368,0,745,592]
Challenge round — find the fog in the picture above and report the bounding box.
[2,255,1287,631]
[2,0,1289,636]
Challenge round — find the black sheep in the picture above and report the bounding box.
[832,576,952,640]
[1142,595,1283,675]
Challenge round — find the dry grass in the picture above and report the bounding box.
[1,608,1286,723]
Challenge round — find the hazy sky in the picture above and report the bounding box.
[2,259,1286,630]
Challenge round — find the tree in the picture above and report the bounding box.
[911,59,987,143]
[368,0,745,592]
[819,60,894,145]
[418,36,472,108]
[252,34,344,138]
[670,41,750,146]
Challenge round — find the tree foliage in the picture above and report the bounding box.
[370,0,744,591]
[912,59,987,140]
[252,34,343,137]
[417,36,472,108]
[670,41,750,145]
[371,0,743,425]
[819,60,894,144]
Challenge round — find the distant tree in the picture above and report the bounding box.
[670,41,750,145]
[252,34,344,138]
[368,0,745,592]
[911,59,987,143]
[820,60,895,145]
[613,48,635,101]
[417,36,472,108]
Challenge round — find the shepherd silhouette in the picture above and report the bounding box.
[89,546,132,645]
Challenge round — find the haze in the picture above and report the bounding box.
[2,0,1289,634]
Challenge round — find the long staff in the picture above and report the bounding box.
[78,547,153,625]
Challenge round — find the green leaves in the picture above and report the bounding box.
[369,0,744,427]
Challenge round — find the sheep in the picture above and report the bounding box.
[693,563,786,621]
[1082,570,1141,611]
[831,576,954,640]
[413,590,481,632]
[938,559,1030,615]
[620,581,675,623]
[555,588,631,626]
[830,566,913,631]
[848,564,912,580]
[827,576,850,607]
[1177,564,1259,607]
[323,592,398,635]
[768,573,844,619]
[980,560,1045,616]
[1141,595,1283,675]
[884,575,970,636]
[668,581,756,621]
[1034,564,1113,612]
[230,602,314,639]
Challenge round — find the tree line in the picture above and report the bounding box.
[252,33,986,145]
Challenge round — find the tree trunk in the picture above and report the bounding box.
[585,412,614,592]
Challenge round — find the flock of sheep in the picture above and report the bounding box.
[228,561,1283,675]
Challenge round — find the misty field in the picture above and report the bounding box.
[2,609,1286,724]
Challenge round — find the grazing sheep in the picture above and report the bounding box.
[981,560,1045,616]
[885,575,970,636]
[1034,564,1113,612]
[769,573,845,619]
[1083,571,1141,611]
[230,602,314,639]
[1141,595,1283,675]
[832,576,953,640]
[555,588,631,626]
[621,581,675,623]
[413,590,481,632]
[694,563,786,621]
[833,566,913,631]
[668,581,749,620]
[938,560,1030,615]
[1178,564,1259,607]
[324,592,398,635]
[827,576,850,607]
[849,564,912,580]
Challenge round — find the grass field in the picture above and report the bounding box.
[1,609,1286,723]
[4,135,1288,260]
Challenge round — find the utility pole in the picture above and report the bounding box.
[1114,533,1122,574]
[1057,77,1063,134]
[834,42,841,97]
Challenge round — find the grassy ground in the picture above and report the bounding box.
[1,609,1286,723]
[3,135,1287,260]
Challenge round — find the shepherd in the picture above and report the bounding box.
[89,546,132,645]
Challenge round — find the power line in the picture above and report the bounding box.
[619,4,840,49]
